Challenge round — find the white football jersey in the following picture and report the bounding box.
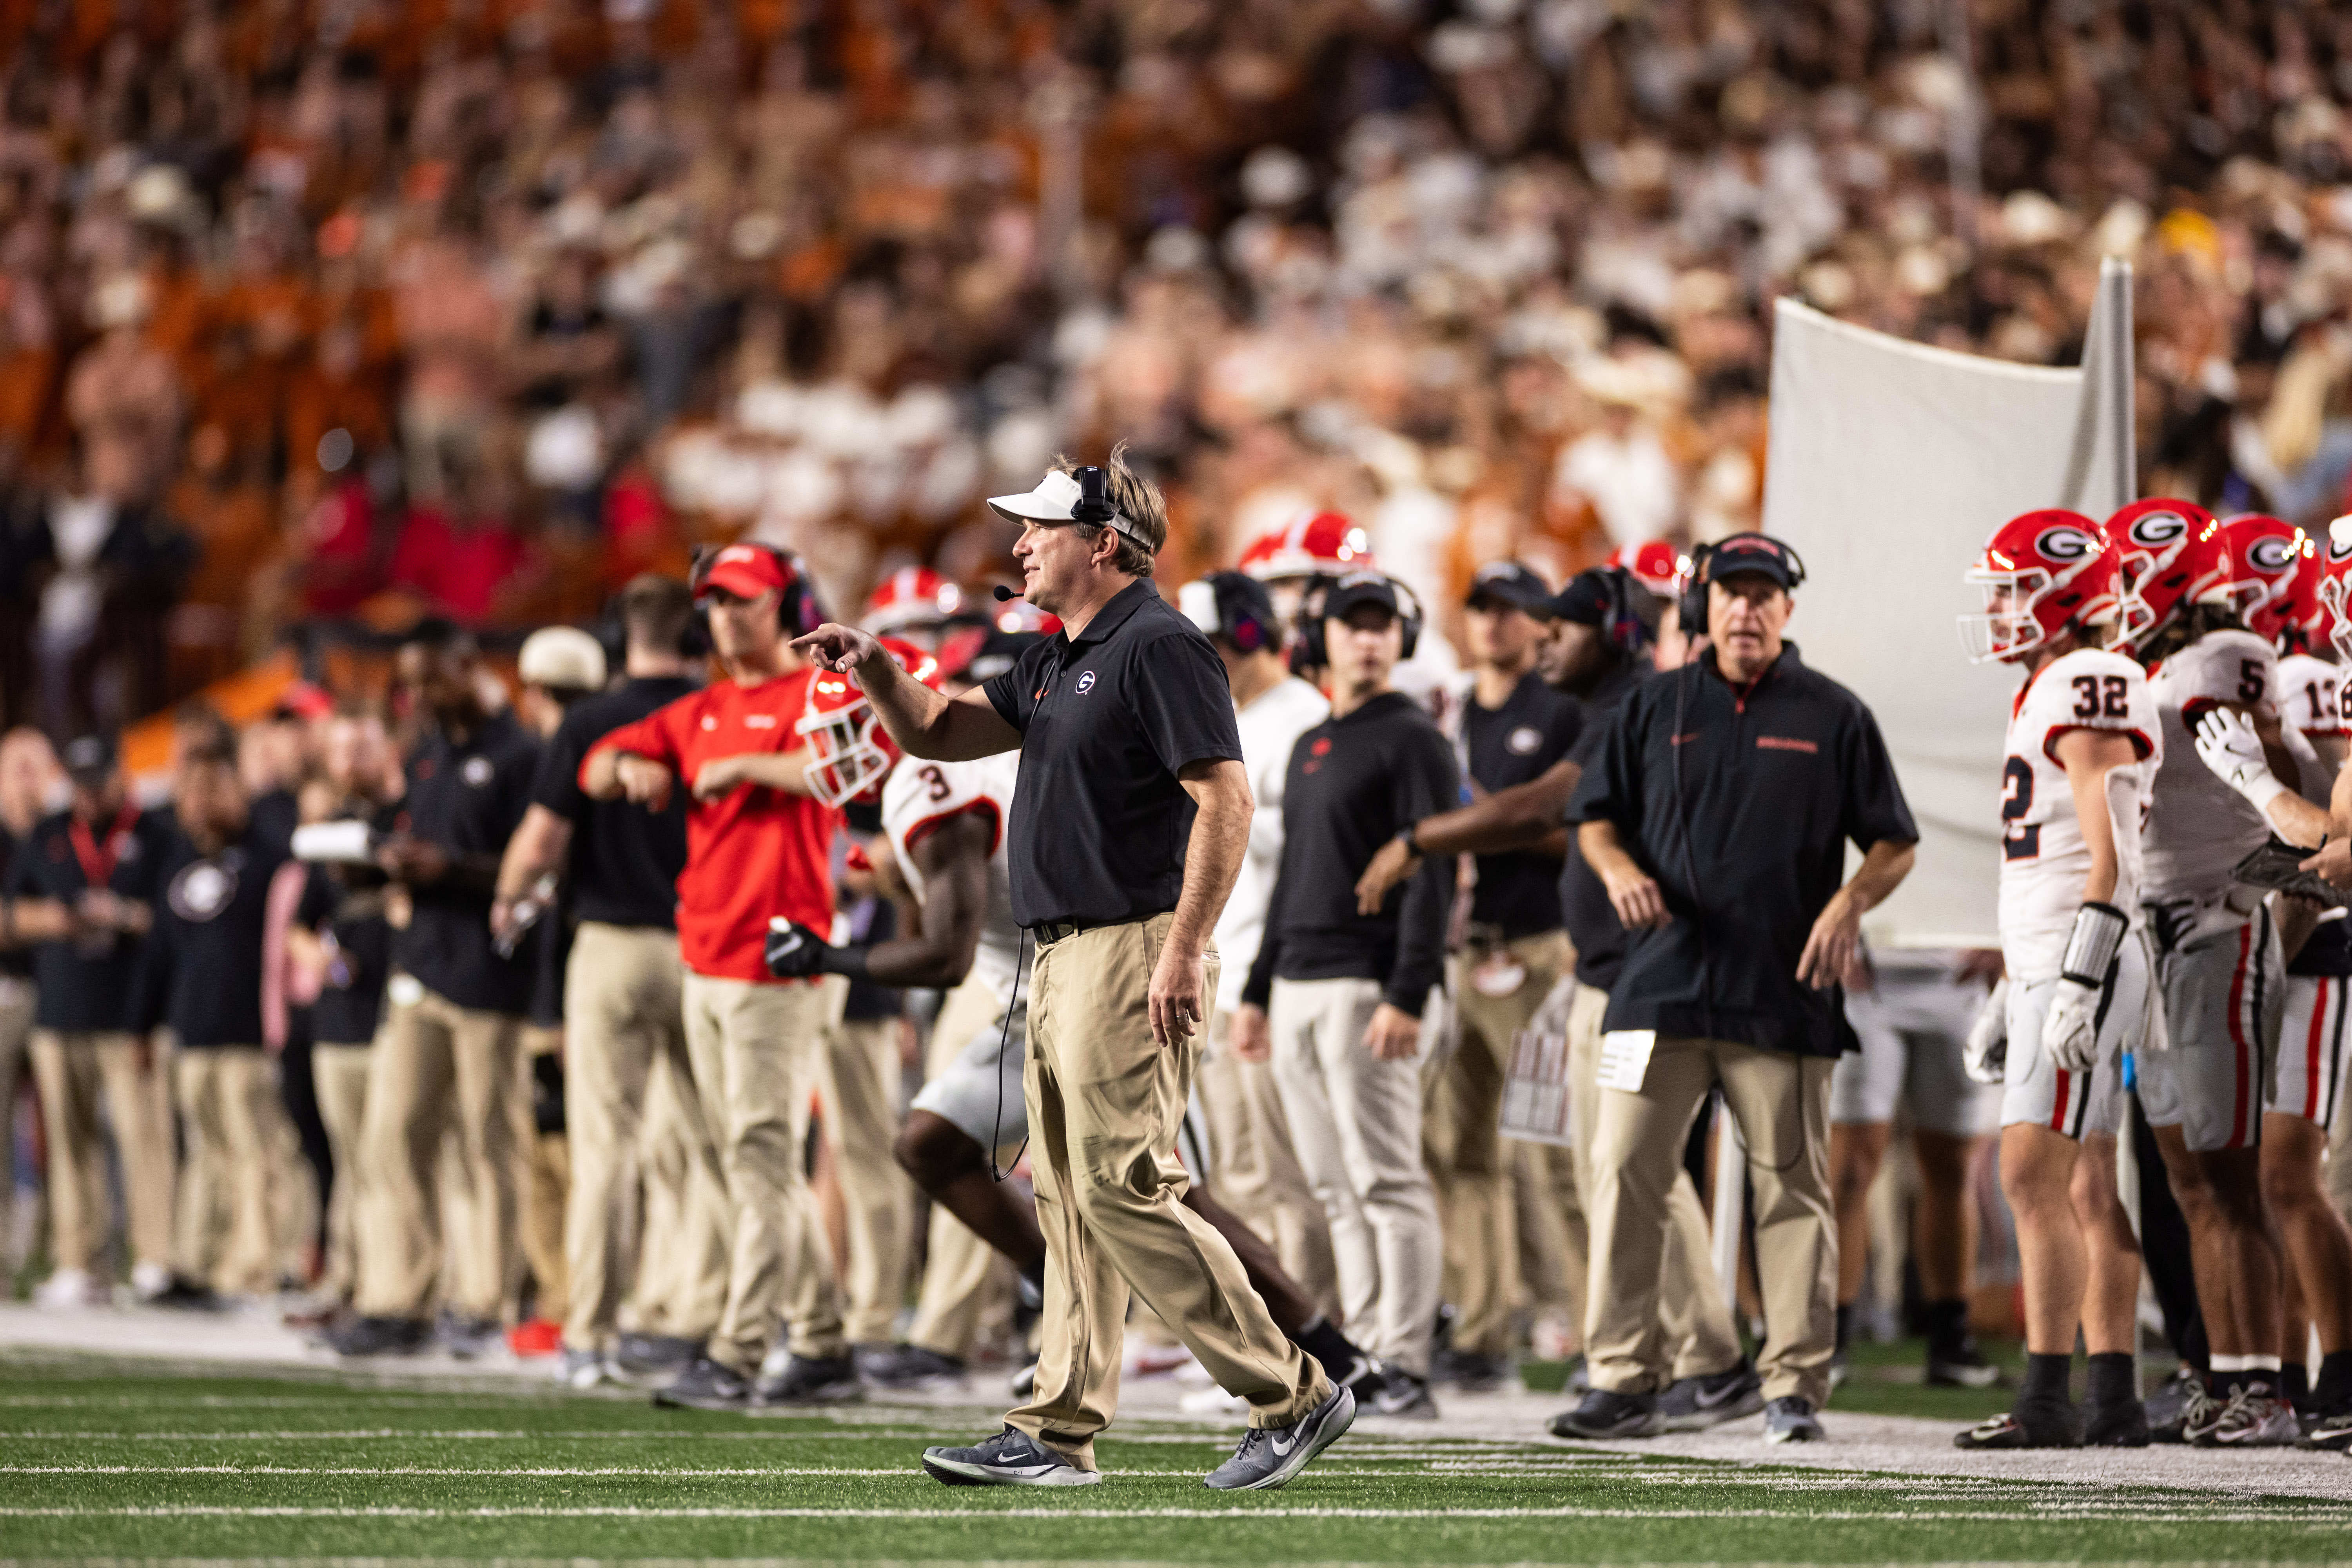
[2143,628,2276,902]
[1999,648,2160,978]
[1212,675,1330,1011]
[880,751,1022,1004]
[2278,652,2346,746]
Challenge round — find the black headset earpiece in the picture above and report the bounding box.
[1679,542,1713,636]
[1392,576,1424,661]
[688,541,821,637]
[1290,573,1423,668]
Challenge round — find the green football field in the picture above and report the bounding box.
[2,1350,2349,1564]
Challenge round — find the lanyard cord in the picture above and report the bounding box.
[989,927,1033,1183]
[68,804,138,891]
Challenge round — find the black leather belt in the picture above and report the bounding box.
[1030,918,1099,945]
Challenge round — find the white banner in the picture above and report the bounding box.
[1760,270,2132,946]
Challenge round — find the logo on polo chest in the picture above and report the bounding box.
[462,757,495,787]
[1507,726,1542,755]
[1076,671,1097,695]
[169,858,238,921]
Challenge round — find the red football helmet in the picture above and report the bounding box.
[1605,540,1684,599]
[2105,498,2226,656]
[797,637,943,807]
[1959,509,2118,664]
[2317,516,2352,664]
[2219,513,2317,645]
[862,566,966,639]
[1238,510,1374,583]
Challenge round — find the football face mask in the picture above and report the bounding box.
[795,637,940,808]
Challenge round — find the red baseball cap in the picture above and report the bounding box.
[697,543,794,603]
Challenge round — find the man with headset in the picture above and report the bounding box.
[1561,532,1918,1445]
[581,543,853,1412]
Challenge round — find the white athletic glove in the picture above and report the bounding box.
[2042,978,2103,1072]
[1963,978,2008,1086]
[2194,708,2288,815]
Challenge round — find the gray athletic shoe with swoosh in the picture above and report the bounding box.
[921,1427,1103,1486]
[1203,1383,1357,1492]
[1657,1359,1765,1432]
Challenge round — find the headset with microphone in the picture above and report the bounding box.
[1677,532,1808,634]
[1178,571,1279,653]
[688,540,826,635]
[1292,569,1425,671]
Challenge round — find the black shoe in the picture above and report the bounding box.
[1926,1333,2004,1389]
[2084,1397,2151,1447]
[752,1352,862,1406]
[922,1426,1100,1487]
[2299,1404,2352,1452]
[613,1332,703,1383]
[1430,1347,1510,1391]
[855,1343,968,1389]
[142,1276,227,1312]
[2143,1366,2198,1443]
[1955,1401,2082,1450]
[1369,1364,1439,1420]
[329,1314,431,1357]
[653,1356,752,1411]
[1203,1383,1356,1491]
[437,1309,504,1360]
[1548,1387,1662,1439]
[1763,1395,1823,1444]
[1658,1359,1764,1432]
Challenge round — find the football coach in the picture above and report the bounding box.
[791,452,1352,1494]
[1557,532,1918,1446]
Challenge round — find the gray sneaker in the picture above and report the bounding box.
[1548,1387,1662,1439]
[556,1347,610,1390]
[752,1352,862,1406]
[1369,1365,1439,1420]
[1763,1395,1823,1444]
[1203,1383,1356,1492]
[922,1427,1102,1487]
[1658,1360,1764,1432]
[652,1356,752,1411]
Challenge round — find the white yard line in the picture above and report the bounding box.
[1,1503,2345,1525]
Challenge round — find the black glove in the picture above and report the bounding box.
[765,918,832,979]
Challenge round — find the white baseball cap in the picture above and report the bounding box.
[518,626,608,693]
[985,469,1152,549]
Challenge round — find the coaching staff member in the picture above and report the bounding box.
[793,452,1352,1494]
[1559,533,1918,1446]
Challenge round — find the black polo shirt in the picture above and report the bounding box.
[2,804,177,1032]
[1568,643,1916,1058]
[0,822,32,982]
[982,577,1243,929]
[297,862,394,1047]
[394,708,541,1014]
[138,822,289,1047]
[1559,658,1647,992]
[531,675,696,929]
[1464,672,1582,938]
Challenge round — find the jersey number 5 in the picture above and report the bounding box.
[2071,674,2128,719]
[2000,757,2039,861]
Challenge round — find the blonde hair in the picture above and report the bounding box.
[1050,443,1167,578]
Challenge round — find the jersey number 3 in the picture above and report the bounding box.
[2000,757,2039,861]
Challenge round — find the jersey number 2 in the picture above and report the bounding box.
[2000,757,2039,861]
[2071,674,2128,719]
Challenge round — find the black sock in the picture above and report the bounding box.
[2279,1361,2310,1406]
[2205,1368,2237,1398]
[1293,1315,1365,1378]
[2021,1352,2073,1405]
[2086,1352,2134,1409]
[1020,1256,1047,1294]
[2315,1351,2352,1410]
[1924,1298,1968,1349]
[1835,1303,1854,1352]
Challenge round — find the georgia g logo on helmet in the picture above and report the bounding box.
[2245,532,2298,576]
[2035,525,2098,562]
[2127,509,2190,548]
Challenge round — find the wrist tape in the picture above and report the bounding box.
[2060,901,2128,990]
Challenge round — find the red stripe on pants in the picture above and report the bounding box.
[2307,980,2330,1122]
[2227,925,2252,1148]
[2049,1067,2072,1132]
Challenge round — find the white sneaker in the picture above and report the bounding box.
[131,1261,172,1301]
[558,1348,610,1390]
[34,1268,100,1308]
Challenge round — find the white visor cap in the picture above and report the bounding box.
[985,469,1151,550]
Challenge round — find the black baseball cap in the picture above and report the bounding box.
[1703,532,1803,590]
[1466,561,1554,616]
[1323,570,1404,622]
[60,733,117,782]
[1548,568,1618,626]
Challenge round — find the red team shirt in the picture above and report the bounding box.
[584,669,837,984]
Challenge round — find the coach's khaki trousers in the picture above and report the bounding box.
[30,1029,174,1274]
[311,1041,372,1302]
[1270,974,1445,1376]
[1009,915,1327,1470]
[906,976,1015,1362]
[682,970,844,1374]
[518,1024,568,1324]
[1567,985,1743,1380]
[629,1049,731,1339]
[353,983,524,1321]
[171,1047,277,1294]
[1586,1032,1836,1407]
[0,982,36,1267]
[1198,1004,1338,1321]
[813,980,913,1347]
[1429,930,1571,1355]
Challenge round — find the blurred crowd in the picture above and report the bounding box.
[7,0,2352,739]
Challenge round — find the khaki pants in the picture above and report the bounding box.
[1198,1005,1338,1321]
[815,979,912,1346]
[562,924,719,1351]
[1269,975,1445,1376]
[519,1024,568,1324]
[352,982,524,1321]
[1568,984,1742,1379]
[906,976,1016,1361]
[681,970,842,1374]
[171,1048,277,1294]
[1011,915,1325,1469]
[30,1029,174,1274]
[628,1049,730,1339]
[1586,1032,1836,1407]
[1430,930,1571,1354]
[312,1042,372,1302]
[0,982,37,1269]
